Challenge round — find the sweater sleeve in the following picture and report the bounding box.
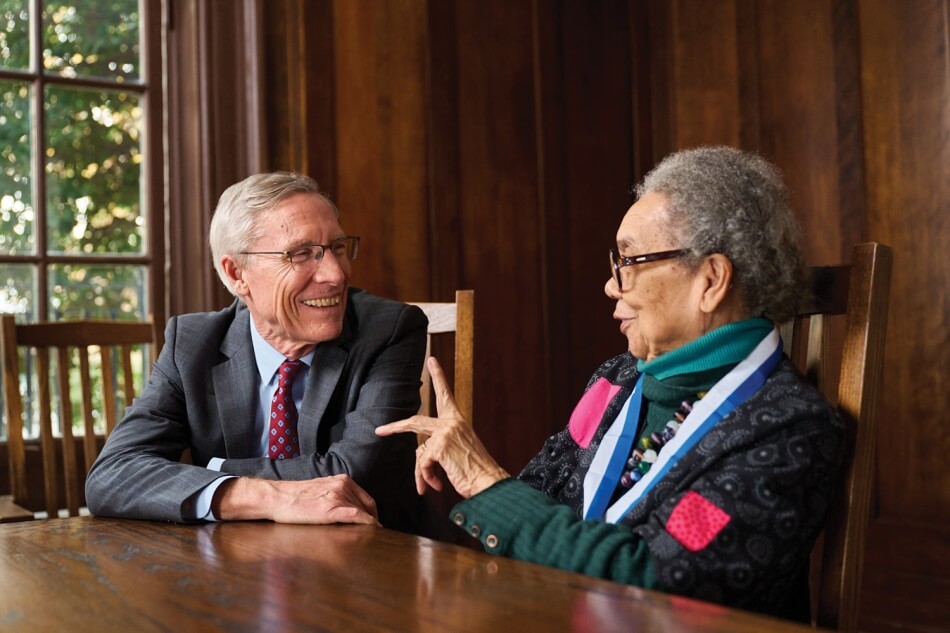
[450,478,657,588]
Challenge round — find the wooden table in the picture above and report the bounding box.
[0,517,822,632]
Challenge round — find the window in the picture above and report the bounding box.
[0,0,163,439]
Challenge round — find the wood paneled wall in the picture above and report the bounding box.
[166,0,266,317]
[213,0,946,631]
[857,1,950,631]
[262,0,635,470]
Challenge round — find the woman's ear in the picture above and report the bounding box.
[696,253,734,314]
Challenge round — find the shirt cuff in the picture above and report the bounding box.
[206,457,225,471]
[188,475,236,522]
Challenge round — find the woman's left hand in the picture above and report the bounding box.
[375,356,509,499]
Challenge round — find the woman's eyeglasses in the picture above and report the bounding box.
[608,247,690,291]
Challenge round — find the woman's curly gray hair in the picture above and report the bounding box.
[209,171,338,296]
[636,146,806,323]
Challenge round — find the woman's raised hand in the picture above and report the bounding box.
[375,356,509,498]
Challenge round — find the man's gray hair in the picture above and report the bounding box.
[636,146,806,323]
[209,171,339,295]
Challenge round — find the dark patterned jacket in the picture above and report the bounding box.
[451,351,844,621]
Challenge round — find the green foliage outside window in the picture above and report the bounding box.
[0,1,29,70]
[0,78,32,257]
[1,0,145,321]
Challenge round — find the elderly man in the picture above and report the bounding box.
[86,172,426,532]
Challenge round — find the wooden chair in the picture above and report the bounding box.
[407,290,475,542]
[779,242,892,633]
[0,316,156,522]
[407,289,475,423]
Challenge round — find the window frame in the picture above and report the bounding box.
[0,0,166,326]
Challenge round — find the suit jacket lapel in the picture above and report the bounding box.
[297,304,355,454]
[212,304,259,457]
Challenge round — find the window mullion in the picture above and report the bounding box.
[31,0,47,321]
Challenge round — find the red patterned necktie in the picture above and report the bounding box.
[268,359,304,459]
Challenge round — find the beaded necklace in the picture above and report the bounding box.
[618,392,705,489]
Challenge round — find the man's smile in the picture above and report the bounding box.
[303,294,343,308]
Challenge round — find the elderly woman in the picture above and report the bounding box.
[377,146,843,621]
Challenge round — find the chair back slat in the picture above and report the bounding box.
[100,346,118,435]
[784,243,892,633]
[1,317,28,506]
[817,243,892,633]
[806,313,827,382]
[77,349,98,474]
[36,349,58,519]
[409,290,475,423]
[56,346,80,517]
[1,316,156,521]
[121,344,136,408]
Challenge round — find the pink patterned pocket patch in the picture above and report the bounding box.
[568,378,621,448]
[665,491,731,552]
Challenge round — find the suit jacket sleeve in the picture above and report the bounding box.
[85,312,232,523]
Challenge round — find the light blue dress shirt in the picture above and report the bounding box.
[191,315,314,520]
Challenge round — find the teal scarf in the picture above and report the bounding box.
[634,318,774,441]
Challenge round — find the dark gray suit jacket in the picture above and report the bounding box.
[85,288,427,532]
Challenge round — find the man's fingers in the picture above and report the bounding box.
[325,505,380,526]
[343,480,378,519]
[323,475,379,519]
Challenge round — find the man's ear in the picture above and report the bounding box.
[696,253,734,314]
[221,256,249,297]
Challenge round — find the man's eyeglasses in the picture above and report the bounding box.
[242,236,360,270]
[609,247,690,291]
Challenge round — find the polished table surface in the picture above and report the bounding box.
[0,517,823,632]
